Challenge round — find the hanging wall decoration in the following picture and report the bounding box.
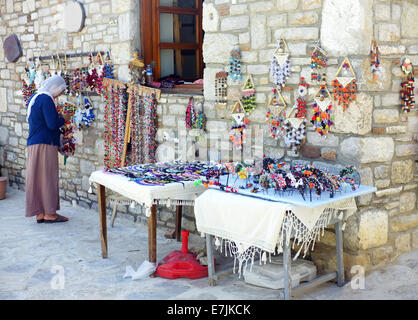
[295,77,309,118]
[311,85,334,136]
[283,106,307,155]
[228,44,242,82]
[241,74,256,114]
[63,0,86,33]
[215,71,228,106]
[230,100,248,149]
[370,40,380,80]
[56,102,78,165]
[3,34,23,63]
[310,42,327,84]
[270,39,291,90]
[400,58,415,113]
[185,97,197,129]
[266,89,288,140]
[331,58,357,111]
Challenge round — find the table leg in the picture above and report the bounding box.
[283,228,292,300]
[148,205,157,264]
[206,234,216,286]
[175,205,182,242]
[97,184,108,259]
[336,219,345,287]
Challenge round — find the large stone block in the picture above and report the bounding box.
[340,137,394,164]
[373,109,399,124]
[395,233,411,255]
[331,93,373,135]
[0,88,7,113]
[400,193,416,213]
[274,27,318,41]
[377,23,400,42]
[371,246,393,265]
[111,0,131,14]
[391,212,418,233]
[357,59,391,92]
[358,209,388,250]
[276,0,299,11]
[202,2,219,32]
[392,160,413,184]
[251,15,266,49]
[203,33,237,64]
[221,15,249,31]
[321,0,373,56]
[401,2,418,38]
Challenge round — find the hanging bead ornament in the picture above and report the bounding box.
[143,92,158,163]
[241,74,256,114]
[283,106,307,155]
[228,43,242,82]
[331,58,357,111]
[270,39,291,89]
[56,102,78,165]
[215,71,228,106]
[310,42,327,84]
[400,57,415,113]
[103,51,115,79]
[311,85,334,136]
[86,53,99,90]
[370,40,380,80]
[266,89,288,140]
[295,77,309,118]
[229,100,248,149]
[196,101,207,131]
[185,97,196,129]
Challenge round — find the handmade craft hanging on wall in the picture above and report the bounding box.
[73,95,95,128]
[370,40,380,80]
[270,39,291,89]
[400,57,415,113]
[310,42,327,84]
[266,89,288,140]
[295,77,309,118]
[56,102,78,165]
[63,0,86,33]
[331,58,357,110]
[311,85,334,136]
[241,74,256,114]
[229,100,248,149]
[229,44,242,82]
[3,34,23,63]
[283,106,307,155]
[215,71,228,106]
[185,98,207,133]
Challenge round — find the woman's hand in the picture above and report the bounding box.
[62,113,72,122]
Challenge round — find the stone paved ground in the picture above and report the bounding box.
[0,188,417,300]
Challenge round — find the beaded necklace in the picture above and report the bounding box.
[310,44,327,84]
[144,93,158,163]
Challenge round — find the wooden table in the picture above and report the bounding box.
[89,170,205,263]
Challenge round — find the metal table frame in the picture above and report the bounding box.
[205,209,347,300]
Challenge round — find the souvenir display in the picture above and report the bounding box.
[400,58,415,113]
[270,39,291,89]
[195,102,207,132]
[22,79,36,108]
[229,100,248,149]
[228,44,242,82]
[56,102,78,165]
[310,43,327,84]
[295,77,309,118]
[331,58,357,110]
[311,85,334,136]
[143,92,158,163]
[215,71,228,106]
[370,40,380,80]
[103,51,115,79]
[185,97,196,129]
[283,113,307,155]
[74,96,95,128]
[265,89,287,140]
[241,74,256,114]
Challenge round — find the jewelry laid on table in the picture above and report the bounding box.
[311,84,334,136]
[400,57,415,113]
[229,43,242,82]
[331,58,357,111]
[270,39,291,90]
[370,40,380,80]
[310,42,327,84]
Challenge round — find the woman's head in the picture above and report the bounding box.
[39,75,67,98]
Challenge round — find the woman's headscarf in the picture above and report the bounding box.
[27,75,67,120]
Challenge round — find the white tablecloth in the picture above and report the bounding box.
[89,170,206,216]
[195,189,360,255]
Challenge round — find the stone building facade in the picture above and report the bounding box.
[0,0,417,278]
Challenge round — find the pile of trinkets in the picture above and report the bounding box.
[103,157,361,202]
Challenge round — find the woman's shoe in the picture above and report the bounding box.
[36,219,44,223]
[44,215,69,223]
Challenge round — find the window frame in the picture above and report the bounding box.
[140,0,204,82]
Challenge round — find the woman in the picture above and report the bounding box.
[26,75,71,223]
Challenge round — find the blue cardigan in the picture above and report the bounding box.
[27,94,65,147]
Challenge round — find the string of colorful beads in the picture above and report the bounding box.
[295,77,309,118]
[144,93,158,163]
[228,44,241,82]
[310,46,327,83]
[370,41,380,80]
[311,86,334,136]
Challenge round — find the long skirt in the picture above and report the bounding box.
[25,144,60,217]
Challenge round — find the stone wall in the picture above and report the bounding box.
[0,0,417,278]
[200,0,418,278]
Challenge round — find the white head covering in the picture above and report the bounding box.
[27,75,67,120]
